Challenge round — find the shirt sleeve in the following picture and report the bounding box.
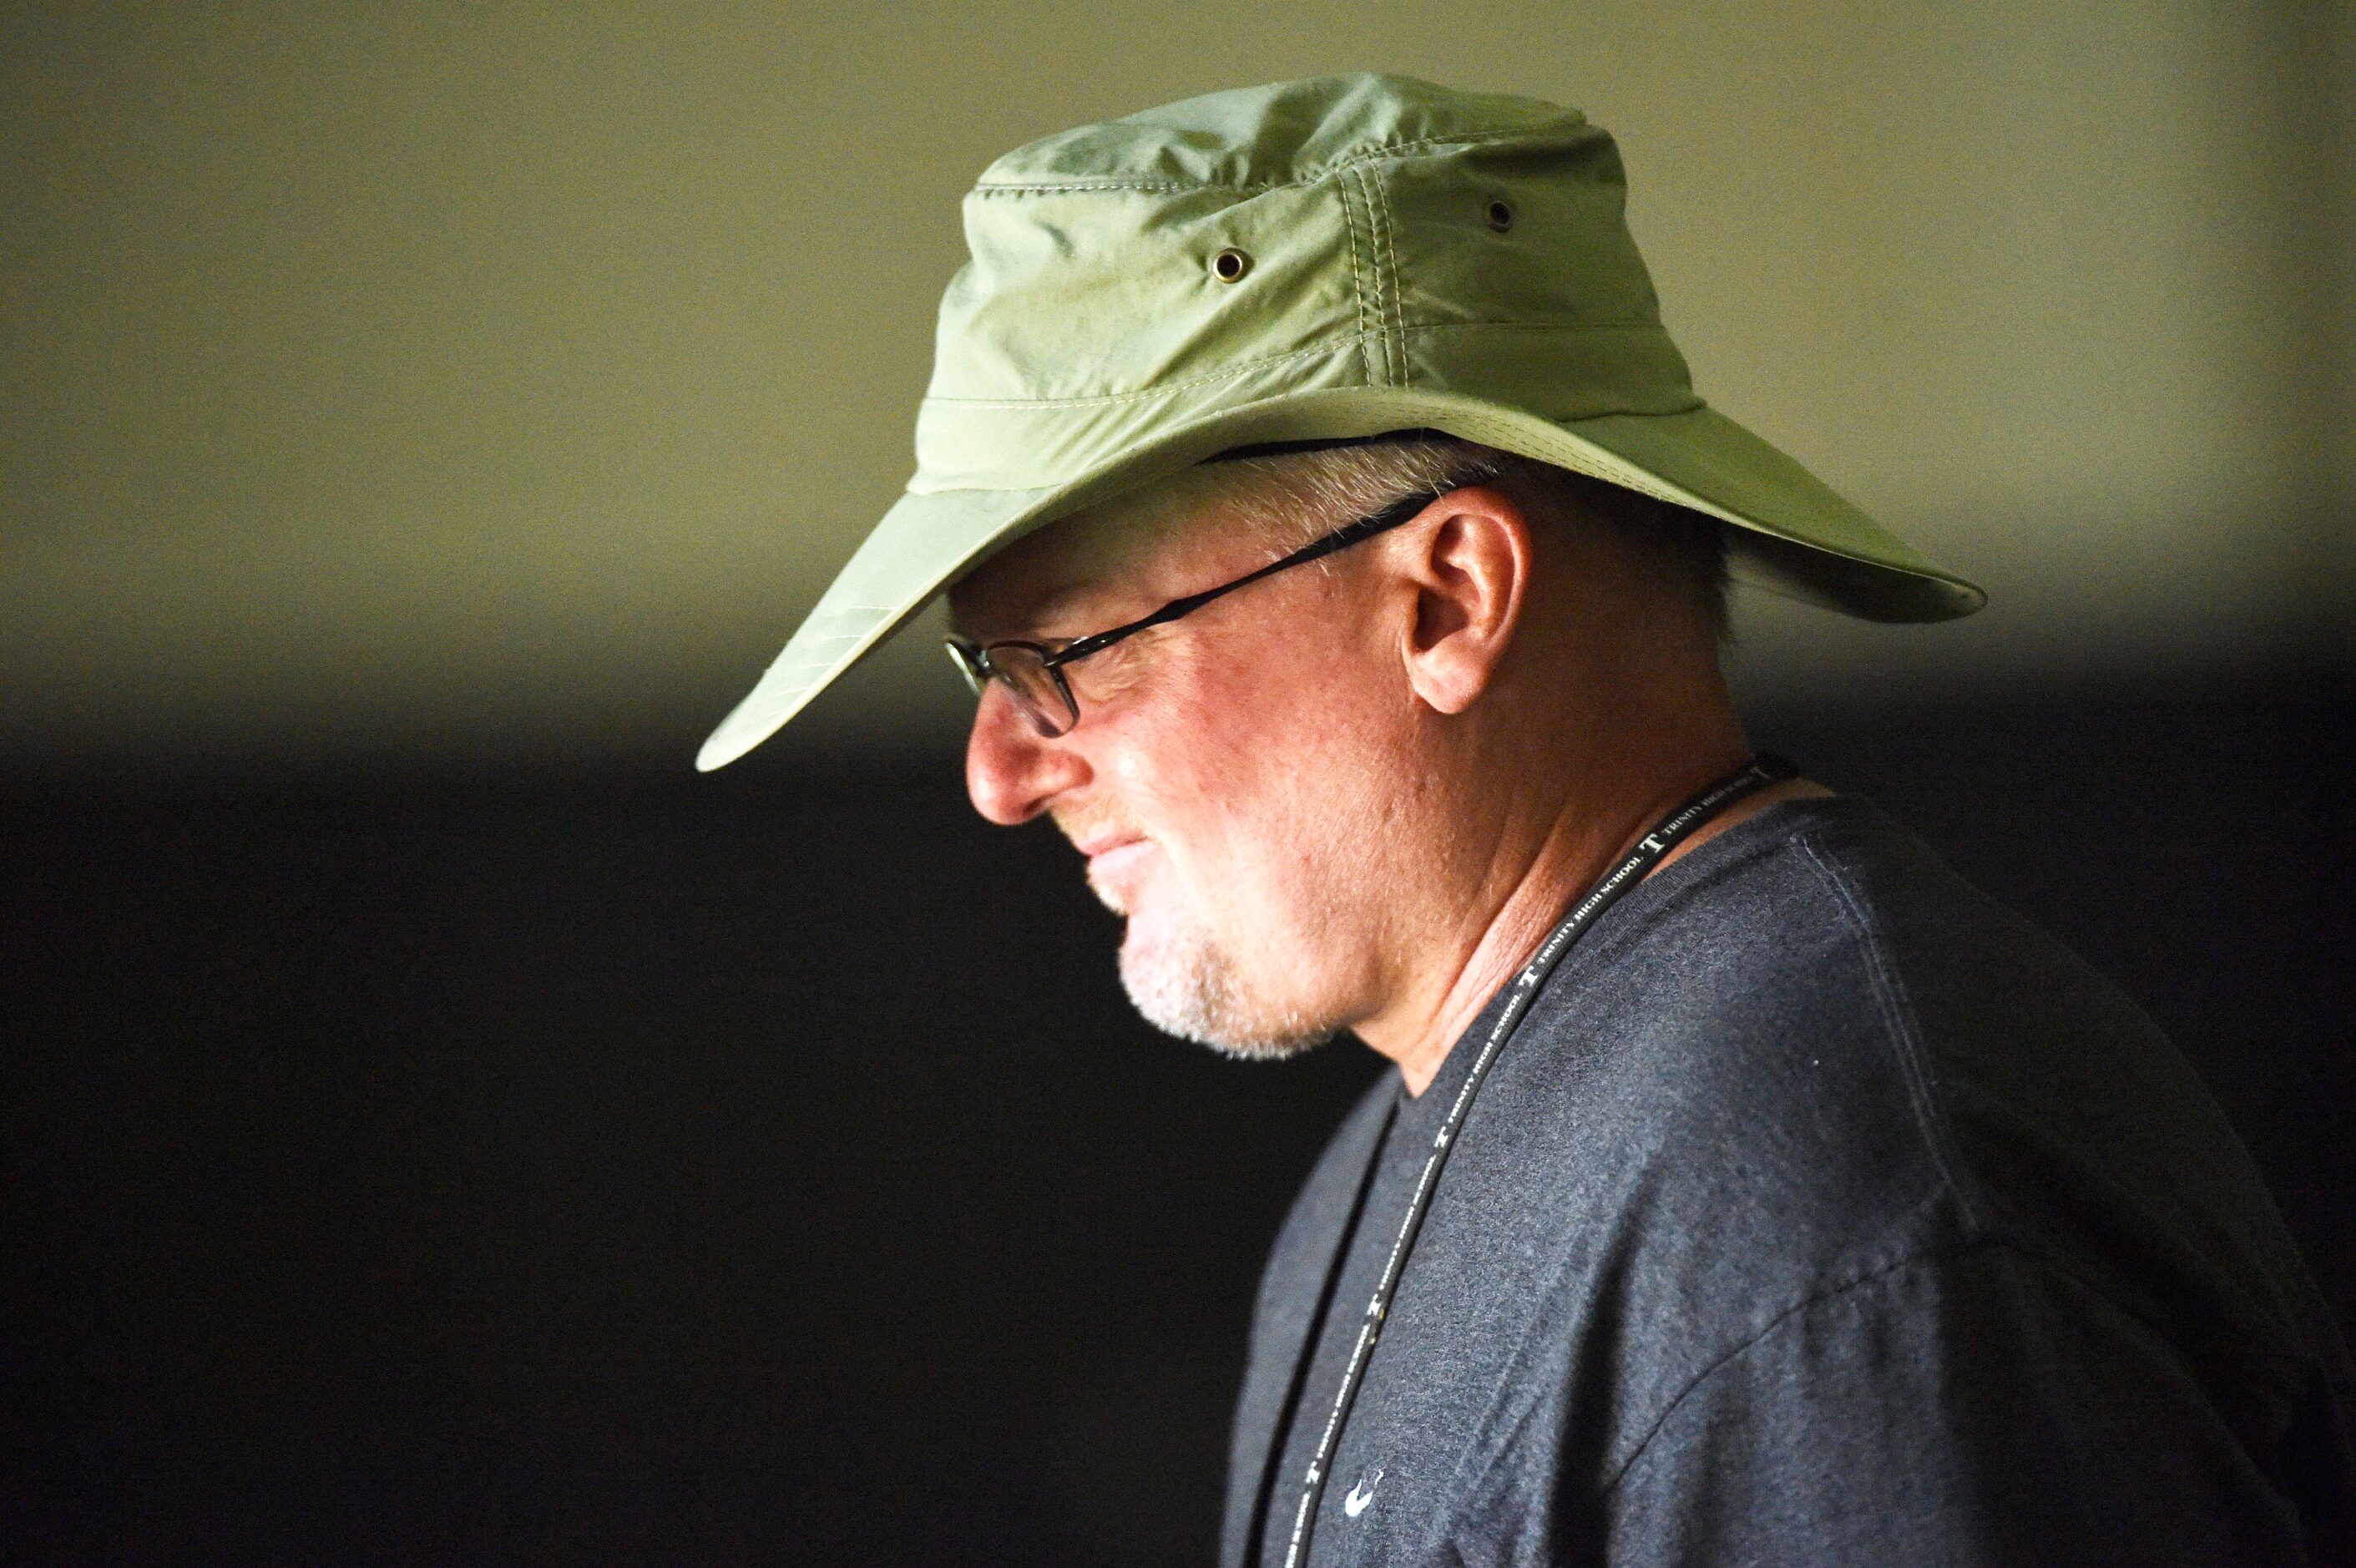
[1595,1239,2313,1565]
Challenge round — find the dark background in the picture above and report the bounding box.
[8,675,2350,1566]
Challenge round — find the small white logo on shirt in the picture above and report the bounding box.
[1343,1466,1384,1518]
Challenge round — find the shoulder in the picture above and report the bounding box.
[1600,1235,2334,1565]
[1753,802,2324,1358]
[1462,798,1975,1300]
[1479,794,2340,1422]
[1494,794,2276,1247]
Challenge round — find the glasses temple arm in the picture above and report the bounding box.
[1047,489,1441,667]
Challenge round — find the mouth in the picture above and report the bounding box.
[1071,833,1155,911]
[1079,835,1151,877]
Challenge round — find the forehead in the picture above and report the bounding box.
[946,474,1256,637]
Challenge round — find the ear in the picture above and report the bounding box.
[1393,485,1535,715]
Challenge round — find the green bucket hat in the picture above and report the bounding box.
[697,72,1982,771]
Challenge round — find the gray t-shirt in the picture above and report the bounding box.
[1224,796,2353,1567]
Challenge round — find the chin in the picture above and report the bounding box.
[1115,914,1337,1060]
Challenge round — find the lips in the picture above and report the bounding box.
[1064,817,1142,862]
[1070,832,1155,914]
[1083,837,1152,878]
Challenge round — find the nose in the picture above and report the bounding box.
[964,684,1087,826]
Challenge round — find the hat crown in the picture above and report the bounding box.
[920,73,1693,490]
[975,73,1585,191]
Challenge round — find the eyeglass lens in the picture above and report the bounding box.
[987,645,1076,736]
[947,640,1077,737]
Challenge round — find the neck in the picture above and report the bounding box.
[1359,751,1827,1096]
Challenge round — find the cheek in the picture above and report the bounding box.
[1109,630,1406,893]
[1209,622,1406,787]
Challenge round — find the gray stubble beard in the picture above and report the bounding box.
[1104,894,1337,1062]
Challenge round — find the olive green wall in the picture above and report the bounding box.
[4,2,2348,766]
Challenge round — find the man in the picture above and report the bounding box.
[698,76,2353,1564]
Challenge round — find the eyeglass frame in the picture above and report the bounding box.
[943,483,1452,737]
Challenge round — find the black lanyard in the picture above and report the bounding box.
[1278,755,1793,1568]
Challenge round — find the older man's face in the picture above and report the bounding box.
[948,501,1419,1056]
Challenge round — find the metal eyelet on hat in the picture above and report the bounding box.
[1211,247,1251,282]
[1485,200,1514,233]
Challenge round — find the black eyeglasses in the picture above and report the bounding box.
[944,484,1448,737]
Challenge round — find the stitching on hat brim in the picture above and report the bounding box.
[968,125,1545,197]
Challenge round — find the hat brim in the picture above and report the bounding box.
[695,388,1983,771]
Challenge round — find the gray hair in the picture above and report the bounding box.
[1095,434,1732,639]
